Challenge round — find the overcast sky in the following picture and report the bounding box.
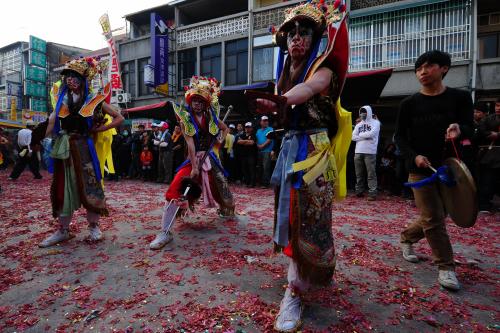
[0,0,170,51]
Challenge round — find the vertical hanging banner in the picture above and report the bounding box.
[99,14,122,92]
[149,12,169,95]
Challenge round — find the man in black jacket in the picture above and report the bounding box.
[237,122,257,187]
[394,50,473,291]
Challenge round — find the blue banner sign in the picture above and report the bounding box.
[150,12,169,87]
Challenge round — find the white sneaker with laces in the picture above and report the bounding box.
[274,288,303,332]
[39,229,72,248]
[149,231,173,250]
[438,270,460,291]
[89,226,103,241]
[401,243,419,263]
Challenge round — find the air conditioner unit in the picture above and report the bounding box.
[117,93,131,103]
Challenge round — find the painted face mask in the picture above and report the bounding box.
[286,21,313,59]
[286,22,313,41]
[191,97,206,114]
[360,113,367,121]
[66,72,82,91]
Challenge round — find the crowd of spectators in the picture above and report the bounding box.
[1,98,498,211]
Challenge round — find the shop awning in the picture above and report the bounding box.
[221,81,274,92]
[122,100,177,124]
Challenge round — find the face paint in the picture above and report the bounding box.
[360,113,367,121]
[191,96,206,114]
[287,21,313,59]
[286,24,313,41]
[66,72,82,91]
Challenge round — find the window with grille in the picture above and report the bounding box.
[178,48,196,90]
[479,33,500,59]
[349,0,471,71]
[225,39,248,86]
[121,61,136,97]
[201,44,222,80]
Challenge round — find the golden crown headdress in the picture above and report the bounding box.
[184,76,221,105]
[61,57,108,81]
[272,0,346,49]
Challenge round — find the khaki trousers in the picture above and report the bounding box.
[401,173,455,271]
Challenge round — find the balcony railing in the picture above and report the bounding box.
[176,1,301,48]
[349,0,471,72]
[177,14,249,48]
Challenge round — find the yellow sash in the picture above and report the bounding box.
[292,99,352,200]
[94,114,116,181]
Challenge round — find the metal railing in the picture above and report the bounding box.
[349,0,471,72]
[177,15,249,48]
[253,4,294,31]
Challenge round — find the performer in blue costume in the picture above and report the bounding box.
[254,1,351,331]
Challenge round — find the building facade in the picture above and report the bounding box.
[118,0,302,110]
[349,0,499,136]
[0,42,28,120]
[118,0,498,130]
[0,40,89,123]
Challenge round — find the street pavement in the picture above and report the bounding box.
[0,170,498,332]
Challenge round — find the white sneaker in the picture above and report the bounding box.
[149,231,173,250]
[89,226,103,241]
[438,270,460,291]
[39,229,72,248]
[401,243,419,263]
[274,288,303,332]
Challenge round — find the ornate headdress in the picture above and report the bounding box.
[184,76,221,105]
[61,57,108,81]
[273,0,346,50]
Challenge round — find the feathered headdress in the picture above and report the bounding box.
[271,0,346,50]
[184,76,221,105]
[61,56,108,81]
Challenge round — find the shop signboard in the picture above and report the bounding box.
[29,35,47,53]
[25,66,47,83]
[24,81,47,98]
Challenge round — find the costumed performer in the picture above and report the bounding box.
[254,0,351,331]
[39,57,124,247]
[149,76,235,250]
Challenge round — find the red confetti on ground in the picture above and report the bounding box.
[0,170,498,332]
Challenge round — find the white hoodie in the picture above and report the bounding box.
[352,105,380,154]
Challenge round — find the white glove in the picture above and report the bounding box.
[153,140,160,146]
[159,142,168,148]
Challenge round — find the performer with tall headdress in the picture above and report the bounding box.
[251,0,351,330]
[149,76,235,250]
[38,57,124,247]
